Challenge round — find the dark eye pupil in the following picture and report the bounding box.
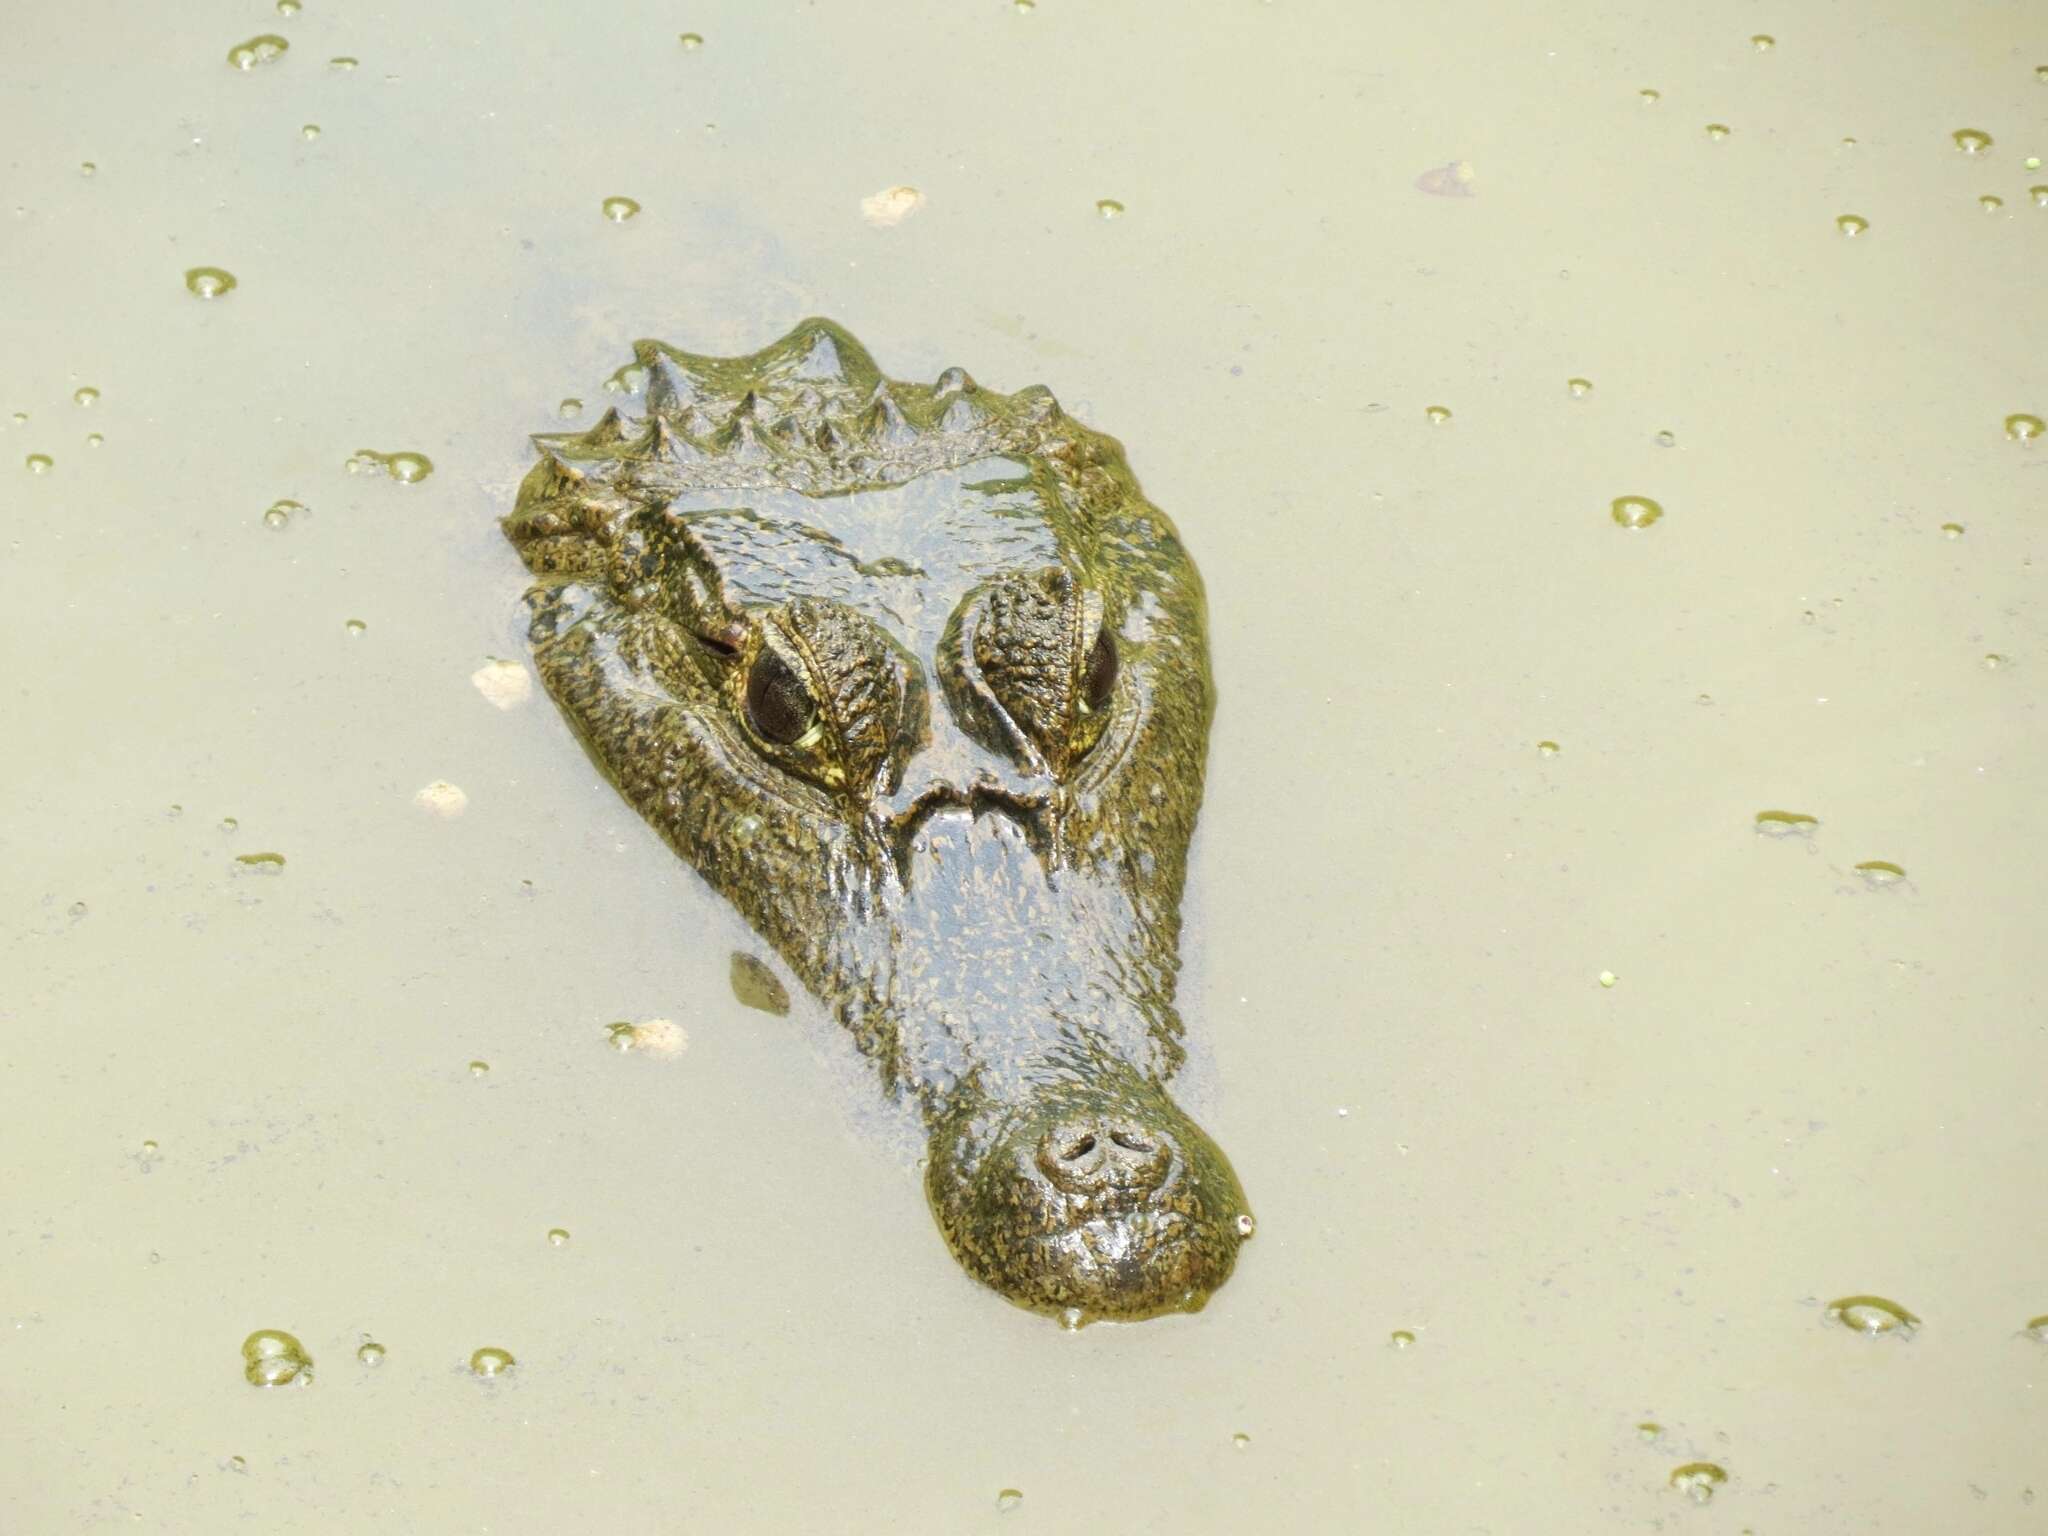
[1082,630,1117,712]
[745,648,814,745]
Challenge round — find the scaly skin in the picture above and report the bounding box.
[503,319,1252,1323]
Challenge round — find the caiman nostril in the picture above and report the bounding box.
[1036,1119,1175,1196]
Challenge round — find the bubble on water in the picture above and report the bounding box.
[301,123,321,141]
[602,362,647,395]
[67,899,87,919]
[1232,1432,1250,1449]
[1836,214,1869,237]
[1705,123,1731,140]
[678,32,704,49]
[469,1346,514,1378]
[80,161,96,176]
[1940,521,1964,538]
[557,397,583,418]
[235,851,286,871]
[262,497,304,530]
[1637,1421,1663,1441]
[1826,1295,1920,1335]
[1638,88,1661,104]
[1754,809,1819,838]
[25,453,51,474]
[1390,1329,1417,1348]
[2033,187,2048,207]
[2023,1314,2048,1342]
[1095,198,1126,219]
[1013,0,1035,11]
[1854,859,1906,887]
[219,816,239,832]
[471,658,532,710]
[141,1139,159,1157]
[1424,404,1452,425]
[226,35,289,70]
[1611,494,1663,528]
[729,813,762,845]
[730,952,791,1016]
[1060,1307,1085,1330]
[242,1329,313,1386]
[344,618,367,635]
[1671,1463,1728,1502]
[10,411,26,426]
[415,780,467,817]
[1980,195,2004,213]
[1952,128,1993,155]
[601,196,641,223]
[73,386,98,407]
[1537,739,1560,757]
[547,1228,570,1247]
[1654,429,1676,447]
[330,55,357,70]
[2005,413,2044,442]
[1598,969,1618,987]
[346,448,433,481]
[1982,652,2009,671]
[1235,1212,1256,1239]
[1750,34,1775,51]
[1567,377,1593,396]
[276,0,300,13]
[185,266,238,299]
[467,1060,489,1078]
[996,1489,1023,1511]
[85,432,102,447]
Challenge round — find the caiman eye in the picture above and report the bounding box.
[745,647,817,746]
[1081,629,1118,715]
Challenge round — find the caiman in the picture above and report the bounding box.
[502,319,1252,1324]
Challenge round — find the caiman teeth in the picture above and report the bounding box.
[860,384,918,447]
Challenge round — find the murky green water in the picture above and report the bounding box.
[6,2,2043,1530]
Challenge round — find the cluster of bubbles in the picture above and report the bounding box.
[345,448,434,482]
[241,1330,519,1386]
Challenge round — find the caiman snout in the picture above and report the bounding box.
[1036,1119,1176,1198]
[926,1072,1252,1325]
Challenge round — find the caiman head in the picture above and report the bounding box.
[502,319,1251,1324]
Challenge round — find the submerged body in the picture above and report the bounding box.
[503,320,1250,1322]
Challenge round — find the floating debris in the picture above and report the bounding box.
[1414,160,1476,197]
[470,658,532,710]
[730,952,791,1015]
[605,1018,688,1056]
[861,185,924,226]
[415,780,468,818]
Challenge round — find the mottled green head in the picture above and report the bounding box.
[504,319,1251,1323]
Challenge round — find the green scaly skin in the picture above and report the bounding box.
[502,320,1252,1324]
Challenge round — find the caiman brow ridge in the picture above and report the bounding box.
[502,318,1251,1325]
